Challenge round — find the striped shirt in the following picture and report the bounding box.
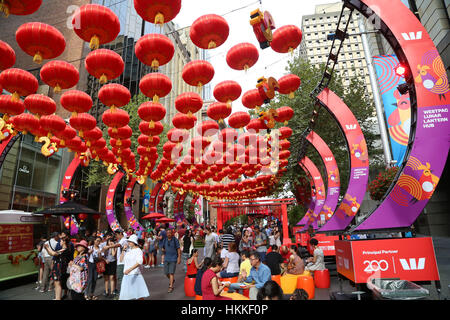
[221,233,235,250]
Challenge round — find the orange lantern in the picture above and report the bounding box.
[85,49,124,84]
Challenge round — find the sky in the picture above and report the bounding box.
[172,0,338,111]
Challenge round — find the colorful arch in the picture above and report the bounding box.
[105,171,124,231]
[148,182,162,212]
[124,177,144,231]
[59,156,81,235]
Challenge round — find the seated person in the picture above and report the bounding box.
[279,245,291,263]
[186,249,202,278]
[219,242,240,278]
[194,257,212,297]
[265,245,284,275]
[290,288,309,300]
[201,257,232,300]
[227,251,271,300]
[284,245,305,275]
[256,280,284,300]
[305,238,325,271]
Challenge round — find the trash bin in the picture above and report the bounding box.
[368,278,429,300]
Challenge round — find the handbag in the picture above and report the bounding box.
[96,259,106,274]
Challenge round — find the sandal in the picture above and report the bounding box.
[84,296,91,300]
[91,296,99,300]
[168,286,174,293]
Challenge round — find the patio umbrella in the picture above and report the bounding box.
[34,201,102,216]
[142,212,166,220]
[155,217,176,223]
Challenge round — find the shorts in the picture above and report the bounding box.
[104,260,117,276]
[164,261,177,275]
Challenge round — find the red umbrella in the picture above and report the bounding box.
[142,212,166,220]
[156,217,175,223]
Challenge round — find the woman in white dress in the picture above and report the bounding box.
[203,226,216,259]
[119,235,149,300]
[305,238,325,272]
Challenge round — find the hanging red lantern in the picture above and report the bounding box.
[220,128,238,144]
[167,128,189,144]
[111,137,132,150]
[0,0,42,17]
[83,127,103,146]
[226,43,259,71]
[246,118,266,134]
[279,126,293,140]
[10,113,38,135]
[60,90,92,117]
[175,92,203,117]
[29,122,48,139]
[206,102,231,124]
[0,68,38,102]
[24,94,56,118]
[213,80,241,108]
[275,106,294,125]
[182,60,214,89]
[39,114,66,136]
[278,74,301,99]
[138,101,166,127]
[54,125,76,147]
[0,40,15,70]
[40,60,79,94]
[197,120,219,138]
[69,113,97,138]
[134,0,181,25]
[135,34,174,70]
[279,139,291,150]
[139,121,163,136]
[279,150,291,160]
[172,113,196,130]
[228,112,250,129]
[72,4,120,50]
[108,125,132,140]
[139,73,172,103]
[270,25,302,53]
[0,94,24,120]
[15,22,65,64]
[241,89,264,111]
[102,108,130,131]
[138,134,160,147]
[92,214,101,221]
[98,83,131,110]
[90,137,106,151]
[85,49,124,84]
[189,14,229,49]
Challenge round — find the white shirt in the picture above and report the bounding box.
[226,252,240,274]
[43,238,58,258]
[123,247,143,275]
[220,248,229,259]
[117,237,128,265]
[88,245,103,263]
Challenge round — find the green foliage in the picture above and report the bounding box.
[288,205,305,227]
[266,53,383,201]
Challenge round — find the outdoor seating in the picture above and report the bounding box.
[271,274,281,286]
[280,274,300,294]
[220,276,238,292]
[314,269,330,288]
[297,275,315,299]
[184,276,196,297]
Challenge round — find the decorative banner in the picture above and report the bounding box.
[148,182,162,213]
[296,172,316,226]
[299,156,326,231]
[316,88,369,233]
[59,156,81,235]
[346,0,450,232]
[173,193,182,221]
[105,171,124,232]
[0,224,33,254]
[373,54,411,165]
[195,195,202,216]
[142,182,151,214]
[307,131,341,223]
[308,234,340,256]
[124,178,144,231]
[335,237,440,283]
[155,186,167,214]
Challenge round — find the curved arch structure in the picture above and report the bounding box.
[105,171,124,231]
[178,193,188,218]
[343,0,450,232]
[59,156,81,235]
[316,88,369,233]
[124,178,144,231]
[155,185,167,214]
[299,156,326,230]
[296,170,316,226]
[307,131,341,223]
[0,133,20,170]
[148,182,162,212]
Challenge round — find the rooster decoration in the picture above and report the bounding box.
[250,9,275,49]
[415,50,449,100]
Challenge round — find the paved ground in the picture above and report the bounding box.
[1,235,449,300]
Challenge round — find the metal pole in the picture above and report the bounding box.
[358,17,393,167]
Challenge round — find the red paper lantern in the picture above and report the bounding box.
[85,49,124,84]
[24,94,56,118]
[139,121,163,136]
[279,150,291,160]
[28,123,48,139]
[0,40,15,70]
[189,14,229,49]
[167,128,189,143]
[175,92,203,117]
[90,137,106,151]
[134,0,181,25]
[241,89,264,110]
[0,0,42,17]
[98,83,131,109]
[39,114,66,136]
[108,125,132,140]
[182,60,214,88]
[226,43,259,71]
[138,134,160,147]
[10,113,37,134]
[102,108,130,130]
[138,101,166,126]
[72,4,120,50]
[111,138,131,150]
[270,25,302,53]
[135,34,174,70]
[0,68,38,102]
[206,102,231,124]
[275,106,294,125]
[246,118,266,134]
[60,90,92,117]
[40,60,79,93]
[197,120,219,137]
[279,126,293,140]
[83,127,103,146]
[54,125,76,146]
[0,94,24,119]
[220,128,238,143]
[228,112,250,129]
[139,73,172,103]
[172,113,196,130]
[278,74,301,99]
[70,113,97,138]
[213,80,241,107]
[16,22,65,64]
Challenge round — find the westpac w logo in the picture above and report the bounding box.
[345,124,357,130]
[399,258,425,270]
[401,31,423,41]
[324,157,333,162]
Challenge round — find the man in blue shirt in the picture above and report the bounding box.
[227,251,271,300]
[161,228,181,293]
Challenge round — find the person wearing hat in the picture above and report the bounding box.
[119,234,149,300]
[67,240,89,300]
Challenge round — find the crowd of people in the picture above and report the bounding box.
[34,218,326,301]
